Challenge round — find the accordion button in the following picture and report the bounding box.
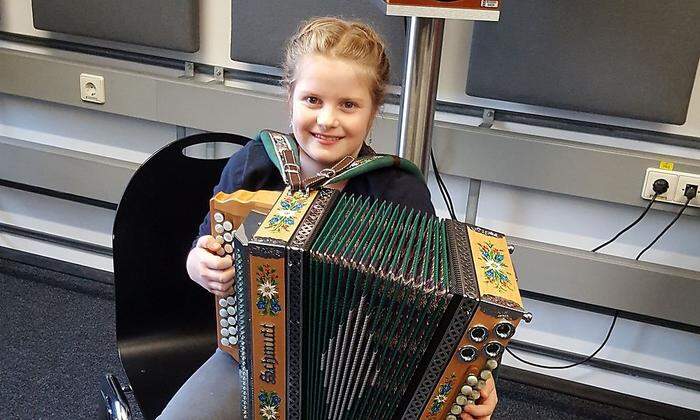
[455,395,468,406]
[470,390,481,400]
[224,244,234,254]
[227,296,236,305]
[446,416,457,420]
[215,224,225,234]
[221,337,230,346]
[220,318,229,328]
[216,248,226,256]
[224,232,233,243]
[486,359,498,370]
[460,385,473,395]
[215,235,225,244]
[229,336,239,345]
[477,380,486,390]
[219,309,228,318]
[450,404,462,415]
[221,328,230,337]
[228,316,237,325]
[223,221,233,231]
[480,370,492,380]
[467,375,478,386]
[228,326,238,335]
[218,298,228,307]
[214,213,224,223]
[227,307,236,316]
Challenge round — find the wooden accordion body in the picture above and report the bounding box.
[210,187,528,420]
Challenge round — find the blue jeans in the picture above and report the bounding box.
[157,349,241,420]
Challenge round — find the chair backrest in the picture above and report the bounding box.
[112,132,251,419]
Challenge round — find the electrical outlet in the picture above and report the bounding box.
[673,175,700,208]
[641,168,678,202]
[80,73,105,104]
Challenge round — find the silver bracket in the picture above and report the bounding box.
[479,108,495,128]
[213,66,225,84]
[181,61,195,79]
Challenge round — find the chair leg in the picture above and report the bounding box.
[99,373,133,420]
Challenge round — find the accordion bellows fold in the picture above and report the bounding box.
[210,187,528,420]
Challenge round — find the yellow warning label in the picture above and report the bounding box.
[659,161,674,171]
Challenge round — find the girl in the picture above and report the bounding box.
[160,17,497,420]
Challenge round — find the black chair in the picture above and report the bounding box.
[101,132,251,420]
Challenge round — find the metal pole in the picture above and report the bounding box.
[396,17,445,177]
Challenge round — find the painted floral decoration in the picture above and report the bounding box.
[478,241,512,292]
[429,373,456,415]
[258,390,281,420]
[265,191,309,233]
[256,264,281,316]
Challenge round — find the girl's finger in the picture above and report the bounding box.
[460,413,475,420]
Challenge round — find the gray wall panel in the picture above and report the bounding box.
[511,237,700,326]
[0,142,137,204]
[231,0,407,84]
[467,0,700,124]
[32,0,199,52]
[433,123,700,217]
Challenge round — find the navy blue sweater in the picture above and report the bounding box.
[197,136,434,238]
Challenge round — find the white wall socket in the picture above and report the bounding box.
[641,168,678,202]
[80,73,105,104]
[641,168,699,208]
[674,175,700,207]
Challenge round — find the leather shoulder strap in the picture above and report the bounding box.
[259,130,302,191]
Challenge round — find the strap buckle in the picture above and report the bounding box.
[283,162,300,174]
[319,168,336,178]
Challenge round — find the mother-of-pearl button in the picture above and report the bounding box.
[227,306,236,315]
[227,296,236,305]
[214,224,225,234]
[446,416,457,420]
[220,319,229,328]
[450,404,462,415]
[215,235,225,244]
[218,298,228,307]
[228,316,236,325]
[461,385,473,395]
[223,221,233,231]
[214,213,224,223]
[221,337,230,346]
[228,326,238,335]
[221,328,230,337]
[224,244,234,254]
[223,232,233,242]
[229,336,238,345]
[455,395,468,406]
[219,309,228,317]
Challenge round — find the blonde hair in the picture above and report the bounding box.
[282,17,391,110]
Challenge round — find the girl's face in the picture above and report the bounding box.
[291,54,376,171]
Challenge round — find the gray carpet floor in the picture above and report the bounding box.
[0,255,676,419]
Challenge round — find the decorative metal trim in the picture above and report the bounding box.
[401,295,477,419]
[234,240,254,419]
[446,220,479,299]
[249,242,284,259]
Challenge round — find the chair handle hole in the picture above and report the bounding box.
[182,142,244,160]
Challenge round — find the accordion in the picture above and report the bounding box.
[210,187,529,420]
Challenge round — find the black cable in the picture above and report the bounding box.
[635,196,691,261]
[591,194,657,252]
[430,148,456,220]
[506,311,618,369]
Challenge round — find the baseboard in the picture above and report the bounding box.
[499,365,699,420]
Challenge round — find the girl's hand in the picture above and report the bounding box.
[461,377,497,420]
[186,235,235,296]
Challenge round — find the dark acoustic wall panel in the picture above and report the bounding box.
[467,1,700,125]
[231,0,406,84]
[32,0,199,52]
